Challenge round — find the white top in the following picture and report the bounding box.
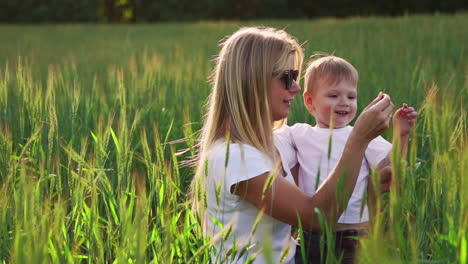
[205,139,296,264]
[279,124,392,223]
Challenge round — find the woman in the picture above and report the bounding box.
[191,27,394,263]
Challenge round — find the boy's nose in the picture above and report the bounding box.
[338,97,349,106]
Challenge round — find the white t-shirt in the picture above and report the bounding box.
[275,126,299,170]
[205,139,296,264]
[279,124,392,223]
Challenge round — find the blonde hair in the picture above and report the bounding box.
[304,55,358,95]
[190,26,303,219]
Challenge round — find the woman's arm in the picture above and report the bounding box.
[234,134,368,231]
[233,94,394,231]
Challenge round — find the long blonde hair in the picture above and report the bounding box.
[190,26,303,218]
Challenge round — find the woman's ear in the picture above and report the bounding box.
[303,92,314,114]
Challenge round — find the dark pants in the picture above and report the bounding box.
[295,229,366,264]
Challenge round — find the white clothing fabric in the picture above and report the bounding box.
[274,125,299,170]
[205,139,296,264]
[281,124,392,223]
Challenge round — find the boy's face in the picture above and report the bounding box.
[304,79,357,128]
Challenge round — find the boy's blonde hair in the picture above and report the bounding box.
[304,55,358,95]
[191,26,303,221]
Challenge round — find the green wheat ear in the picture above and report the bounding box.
[262,170,276,200]
[296,212,307,264]
[314,156,322,191]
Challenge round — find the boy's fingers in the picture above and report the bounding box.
[394,108,403,116]
[404,111,418,119]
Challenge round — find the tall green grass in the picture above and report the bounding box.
[0,13,466,263]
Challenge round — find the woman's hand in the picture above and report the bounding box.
[351,93,394,145]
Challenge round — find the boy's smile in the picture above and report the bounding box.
[304,80,358,128]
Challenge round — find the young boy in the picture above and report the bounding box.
[289,56,417,263]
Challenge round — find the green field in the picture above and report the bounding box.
[0,13,466,263]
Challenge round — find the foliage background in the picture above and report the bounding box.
[0,0,467,23]
[0,7,466,264]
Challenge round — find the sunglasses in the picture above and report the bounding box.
[277,70,299,90]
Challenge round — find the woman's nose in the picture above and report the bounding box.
[289,80,301,94]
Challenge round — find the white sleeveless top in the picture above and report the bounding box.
[205,138,296,264]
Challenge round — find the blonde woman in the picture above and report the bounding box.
[191,27,394,264]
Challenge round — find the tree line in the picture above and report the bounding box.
[1,0,466,23]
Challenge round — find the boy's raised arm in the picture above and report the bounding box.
[373,103,418,192]
[392,103,418,158]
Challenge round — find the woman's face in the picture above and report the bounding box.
[270,56,301,121]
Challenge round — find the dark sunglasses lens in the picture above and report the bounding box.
[285,72,293,90]
[292,70,299,81]
[281,70,298,90]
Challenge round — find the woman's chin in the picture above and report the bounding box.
[275,112,290,121]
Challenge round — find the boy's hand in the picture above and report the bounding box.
[392,104,417,137]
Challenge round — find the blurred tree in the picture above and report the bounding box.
[0,0,466,23]
[0,0,99,22]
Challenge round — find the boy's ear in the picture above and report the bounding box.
[303,92,314,114]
